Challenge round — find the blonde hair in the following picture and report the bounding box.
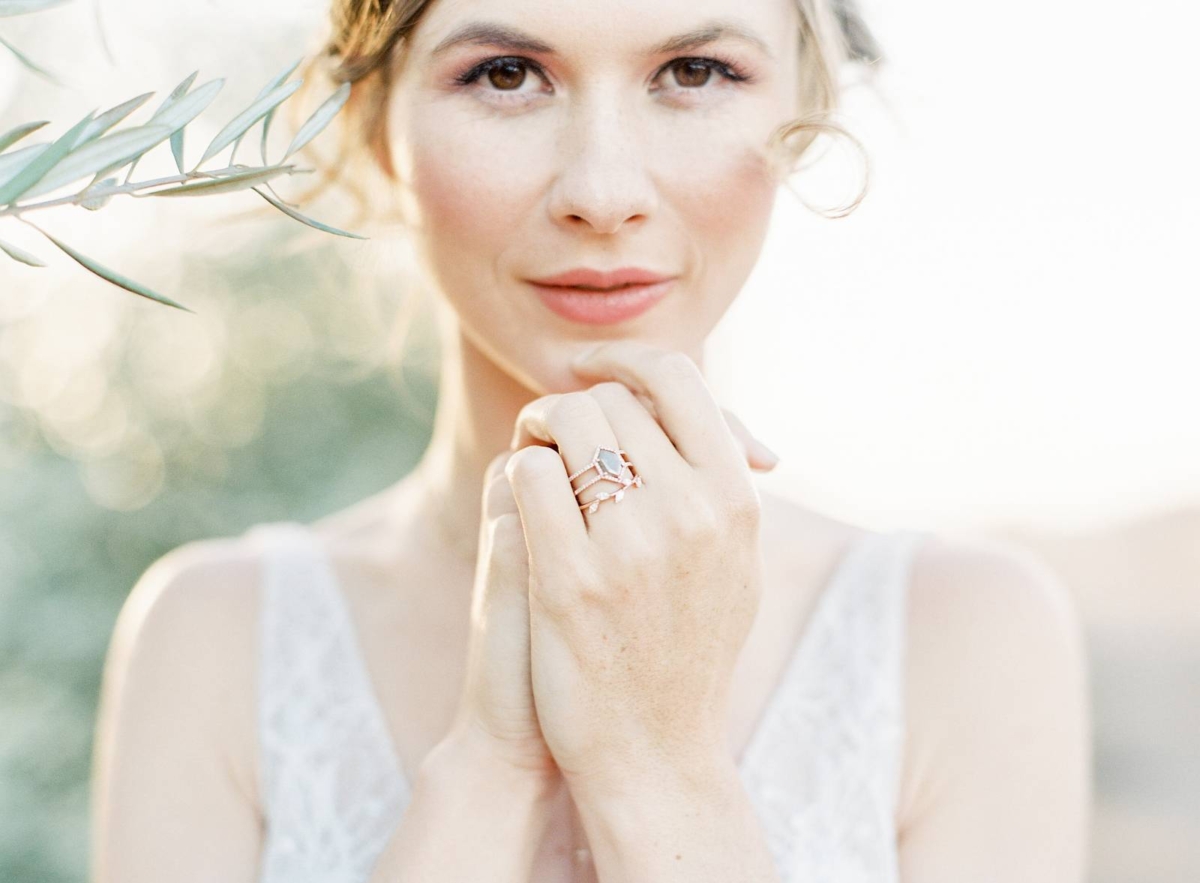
[289,0,882,226]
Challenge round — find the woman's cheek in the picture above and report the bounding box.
[406,127,521,265]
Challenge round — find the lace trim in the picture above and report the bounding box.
[250,519,923,882]
[252,522,409,883]
[738,529,924,878]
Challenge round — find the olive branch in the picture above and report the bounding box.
[0,0,364,312]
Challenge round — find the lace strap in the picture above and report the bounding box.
[248,521,408,879]
[740,528,927,878]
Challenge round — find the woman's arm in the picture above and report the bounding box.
[571,755,781,883]
[90,543,265,883]
[367,726,559,882]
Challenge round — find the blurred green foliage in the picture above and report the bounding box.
[0,221,438,881]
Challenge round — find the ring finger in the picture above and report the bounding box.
[510,391,647,516]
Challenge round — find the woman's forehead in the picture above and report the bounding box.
[407,0,800,60]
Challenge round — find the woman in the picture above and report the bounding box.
[90,0,1092,880]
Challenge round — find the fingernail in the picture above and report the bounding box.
[756,441,781,467]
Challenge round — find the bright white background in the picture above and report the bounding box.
[710,0,1200,535]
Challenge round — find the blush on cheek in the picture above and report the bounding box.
[684,142,778,269]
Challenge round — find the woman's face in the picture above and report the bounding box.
[387,0,803,394]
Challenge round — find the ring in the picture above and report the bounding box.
[568,445,644,514]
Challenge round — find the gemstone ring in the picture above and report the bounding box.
[567,445,644,514]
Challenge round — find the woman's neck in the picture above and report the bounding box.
[408,312,540,564]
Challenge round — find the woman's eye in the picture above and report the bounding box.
[658,56,752,92]
[455,57,545,96]
[666,59,725,89]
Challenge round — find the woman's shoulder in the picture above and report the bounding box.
[756,491,1089,845]
[103,528,274,820]
[896,528,1091,852]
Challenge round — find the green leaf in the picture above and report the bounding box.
[151,70,199,118]
[80,177,118,210]
[22,219,193,312]
[0,120,48,154]
[20,123,174,201]
[92,78,222,184]
[197,79,302,168]
[170,129,186,174]
[0,110,95,206]
[0,0,71,18]
[0,235,45,266]
[143,164,298,197]
[252,185,368,240]
[0,142,48,190]
[283,82,350,161]
[77,92,155,146]
[0,34,63,86]
[150,77,224,133]
[251,56,304,165]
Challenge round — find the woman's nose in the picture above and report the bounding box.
[546,95,659,235]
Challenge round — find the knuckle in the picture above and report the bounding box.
[656,350,699,382]
[588,381,634,407]
[548,392,601,427]
[505,445,560,485]
[726,488,762,530]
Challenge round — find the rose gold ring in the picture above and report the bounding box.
[568,445,644,514]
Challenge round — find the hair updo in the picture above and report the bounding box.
[294,0,882,223]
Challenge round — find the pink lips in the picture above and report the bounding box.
[527,267,677,326]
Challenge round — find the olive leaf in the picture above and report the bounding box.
[0,65,364,308]
[283,82,350,161]
[0,33,62,85]
[253,185,367,240]
[142,164,298,198]
[0,142,48,190]
[80,176,116,210]
[76,92,154,146]
[20,218,193,312]
[0,235,45,266]
[197,79,302,169]
[222,55,304,166]
[20,123,173,201]
[0,109,94,205]
[144,70,199,175]
[0,0,72,16]
[0,120,49,153]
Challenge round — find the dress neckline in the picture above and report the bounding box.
[293,522,884,793]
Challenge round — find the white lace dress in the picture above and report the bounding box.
[248,520,926,882]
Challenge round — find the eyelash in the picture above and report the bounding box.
[453,53,754,101]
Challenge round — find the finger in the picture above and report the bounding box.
[585,381,682,471]
[569,341,740,473]
[510,391,632,513]
[721,408,781,472]
[505,445,588,566]
[483,451,519,519]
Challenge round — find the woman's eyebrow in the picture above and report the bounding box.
[429,19,773,60]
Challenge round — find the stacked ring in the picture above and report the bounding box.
[567,445,644,514]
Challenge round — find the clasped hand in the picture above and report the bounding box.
[450,341,776,806]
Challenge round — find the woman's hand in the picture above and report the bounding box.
[437,451,559,787]
[504,341,769,802]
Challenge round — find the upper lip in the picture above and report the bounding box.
[528,267,676,290]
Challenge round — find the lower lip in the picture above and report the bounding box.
[529,280,674,325]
